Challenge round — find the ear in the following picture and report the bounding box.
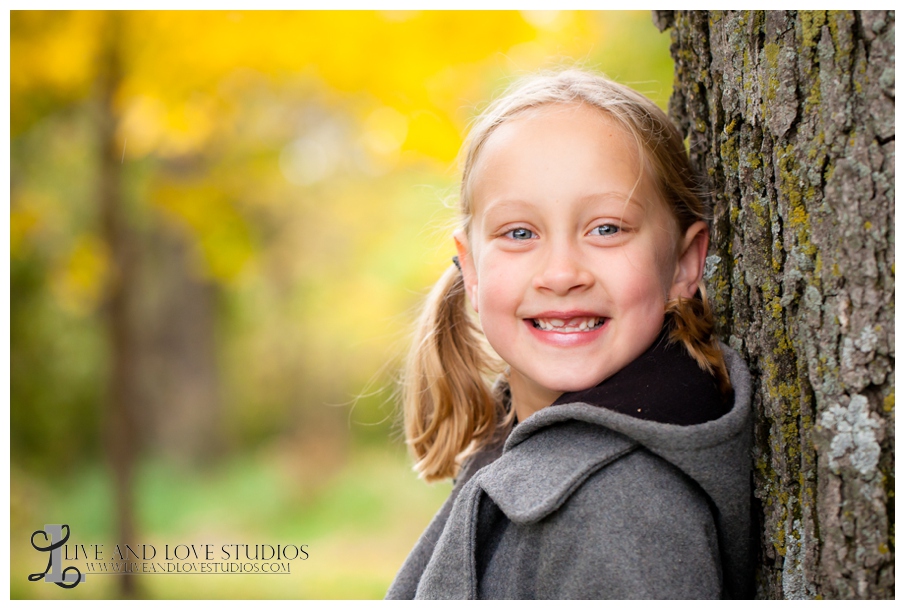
[669,221,709,300]
[454,229,479,312]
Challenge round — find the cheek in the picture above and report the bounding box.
[476,254,517,305]
[614,250,673,314]
[645,233,681,297]
[655,229,681,286]
[477,281,513,316]
[618,247,667,290]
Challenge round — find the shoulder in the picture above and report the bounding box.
[386,437,505,600]
[564,448,718,539]
[526,449,722,599]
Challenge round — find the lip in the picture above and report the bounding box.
[526,310,605,320]
[523,310,609,347]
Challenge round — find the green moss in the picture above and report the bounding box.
[769,297,784,319]
[773,329,793,355]
[778,145,818,258]
[789,204,808,227]
[780,382,800,412]
[883,390,894,413]
[800,414,813,436]
[827,11,842,48]
[773,506,788,557]
[763,43,781,104]
[749,199,768,228]
[805,78,822,113]
[799,11,827,51]
[721,133,740,174]
[827,12,855,62]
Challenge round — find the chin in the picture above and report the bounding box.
[542,370,611,394]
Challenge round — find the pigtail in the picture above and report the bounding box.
[664,287,732,398]
[402,264,510,482]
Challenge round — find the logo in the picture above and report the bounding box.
[29,524,86,589]
[26,523,310,592]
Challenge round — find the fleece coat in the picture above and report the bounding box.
[386,346,753,599]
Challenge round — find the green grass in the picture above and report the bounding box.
[11,443,451,599]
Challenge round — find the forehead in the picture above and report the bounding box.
[478,102,640,166]
[468,103,662,217]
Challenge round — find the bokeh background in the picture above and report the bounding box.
[10,10,673,599]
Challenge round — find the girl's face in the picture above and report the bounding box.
[456,103,708,419]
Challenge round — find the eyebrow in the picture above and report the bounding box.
[577,191,648,213]
[481,192,648,215]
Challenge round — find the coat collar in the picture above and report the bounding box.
[414,345,753,599]
[481,421,638,523]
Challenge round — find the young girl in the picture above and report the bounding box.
[387,70,753,600]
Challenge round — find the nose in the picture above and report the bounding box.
[533,240,594,296]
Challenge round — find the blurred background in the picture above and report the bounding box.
[10,10,673,599]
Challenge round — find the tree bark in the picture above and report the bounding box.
[655,10,894,599]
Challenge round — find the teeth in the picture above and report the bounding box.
[532,317,603,332]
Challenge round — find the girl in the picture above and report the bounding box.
[387,70,753,600]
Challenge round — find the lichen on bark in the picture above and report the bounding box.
[656,10,894,599]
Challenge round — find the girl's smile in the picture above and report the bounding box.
[455,103,708,421]
[526,312,607,345]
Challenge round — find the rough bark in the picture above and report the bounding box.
[655,10,894,599]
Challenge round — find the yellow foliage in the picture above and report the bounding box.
[9,202,43,257]
[11,9,675,406]
[50,234,111,315]
[153,181,255,283]
[13,11,633,162]
[10,11,102,128]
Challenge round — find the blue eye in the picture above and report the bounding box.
[506,228,535,240]
[590,224,620,236]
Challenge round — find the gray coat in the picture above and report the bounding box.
[387,347,753,599]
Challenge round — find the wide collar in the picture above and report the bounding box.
[481,421,638,524]
[414,345,753,599]
[495,345,752,527]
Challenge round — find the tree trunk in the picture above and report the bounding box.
[655,10,894,599]
[137,225,222,464]
[98,13,139,598]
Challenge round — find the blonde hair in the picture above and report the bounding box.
[403,69,730,482]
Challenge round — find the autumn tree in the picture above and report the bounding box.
[655,10,894,599]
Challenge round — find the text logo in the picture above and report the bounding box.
[29,524,86,589]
